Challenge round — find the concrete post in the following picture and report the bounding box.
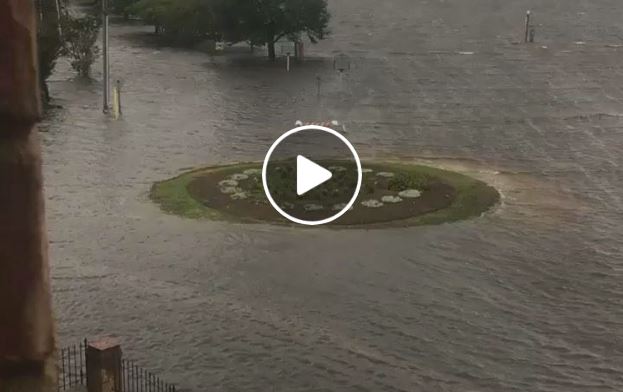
[0,1,57,391]
[112,80,122,120]
[116,80,122,116]
[86,338,122,392]
[524,10,531,43]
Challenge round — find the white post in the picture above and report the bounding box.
[524,10,531,43]
[286,53,291,72]
[102,0,110,113]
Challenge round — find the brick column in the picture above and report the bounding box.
[0,1,57,391]
[86,338,122,392]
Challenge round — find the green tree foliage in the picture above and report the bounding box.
[130,0,330,58]
[108,0,139,18]
[219,0,330,60]
[129,0,217,44]
[61,14,101,77]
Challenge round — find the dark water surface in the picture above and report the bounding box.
[45,1,623,391]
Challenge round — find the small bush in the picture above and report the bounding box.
[388,173,432,192]
[61,14,101,77]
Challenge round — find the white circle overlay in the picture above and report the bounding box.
[262,125,362,226]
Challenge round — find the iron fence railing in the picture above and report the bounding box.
[121,359,176,392]
[57,339,176,392]
[58,339,87,391]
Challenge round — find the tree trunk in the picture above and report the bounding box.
[266,24,276,60]
[0,1,57,391]
[267,40,276,61]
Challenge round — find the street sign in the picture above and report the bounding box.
[278,40,296,56]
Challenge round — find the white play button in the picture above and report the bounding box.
[297,155,333,196]
[262,125,362,226]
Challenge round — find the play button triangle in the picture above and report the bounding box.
[297,155,333,196]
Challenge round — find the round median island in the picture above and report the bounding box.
[150,162,500,227]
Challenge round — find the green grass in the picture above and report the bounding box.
[150,162,500,227]
[149,163,258,221]
[150,171,217,219]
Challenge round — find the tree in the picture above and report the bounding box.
[129,0,217,44]
[61,13,101,77]
[127,0,330,56]
[219,0,330,60]
[108,0,139,19]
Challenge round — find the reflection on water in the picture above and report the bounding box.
[45,0,623,391]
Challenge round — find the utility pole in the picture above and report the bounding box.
[102,0,110,113]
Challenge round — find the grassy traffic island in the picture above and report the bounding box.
[150,161,500,227]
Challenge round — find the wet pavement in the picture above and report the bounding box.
[44,0,623,391]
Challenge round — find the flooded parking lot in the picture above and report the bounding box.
[45,0,623,391]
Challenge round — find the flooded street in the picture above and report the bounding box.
[44,0,623,391]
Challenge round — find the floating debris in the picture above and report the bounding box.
[382,195,403,203]
[230,173,249,181]
[218,179,238,187]
[304,203,324,211]
[574,41,586,45]
[362,199,384,208]
[376,172,395,178]
[457,51,475,55]
[399,189,422,198]
[362,168,374,173]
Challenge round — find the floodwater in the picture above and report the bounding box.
[44,0,623,391]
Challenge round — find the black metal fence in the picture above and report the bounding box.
[58,339,176,392]
[58,339,87,391]
[121,359,176,392]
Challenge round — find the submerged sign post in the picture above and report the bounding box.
[334,54,351,73]
[277,40,296,72]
